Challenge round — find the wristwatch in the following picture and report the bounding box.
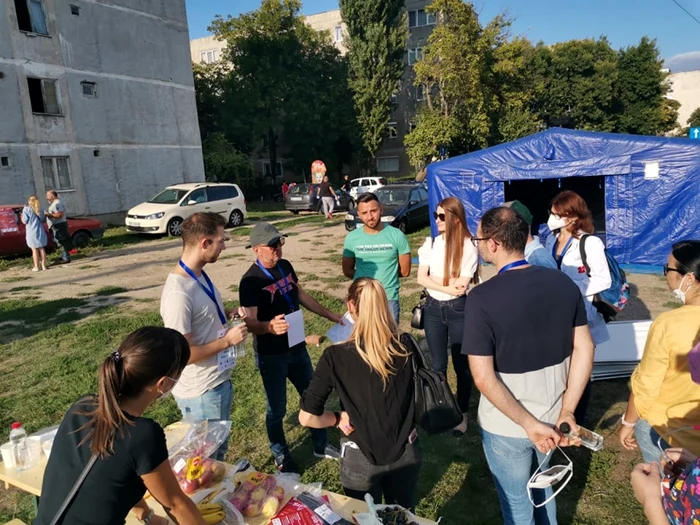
[139,509,154,524]
[620,415,636,428]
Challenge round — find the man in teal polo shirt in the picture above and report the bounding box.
[342,193,411,323]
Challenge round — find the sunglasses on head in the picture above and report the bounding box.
[663,264,684,277]
[433,212,446,221]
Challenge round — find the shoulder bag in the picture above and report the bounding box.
[49,453,98,525]
[401,333,463,434]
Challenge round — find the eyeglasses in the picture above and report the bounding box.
[471,237,495,247]
[547,210,565,220]
[663,264,684,277]
[433,212,446,222]
[527,446,573,508]
[267,238,286,249]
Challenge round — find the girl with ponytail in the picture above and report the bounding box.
[299,278,421,509]
[35,327,209,525]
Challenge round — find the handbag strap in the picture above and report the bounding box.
[49,453,98,525]
[401,332,428,370]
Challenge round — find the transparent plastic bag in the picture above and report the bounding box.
[168,420,232,495]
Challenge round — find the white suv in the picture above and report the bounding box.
[348,177,387,199]
[125,183,247,236]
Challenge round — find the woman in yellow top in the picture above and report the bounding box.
[619,240,700,463]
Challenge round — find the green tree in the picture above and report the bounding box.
[615,37,678,135]
[680,106,700,137]
[340,0,407,163]
[202,133,255,192]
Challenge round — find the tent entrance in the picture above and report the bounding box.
[503,175,606,234]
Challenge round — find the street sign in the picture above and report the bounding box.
[690,127,700,140]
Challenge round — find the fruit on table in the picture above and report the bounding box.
[197,503,225,525]
[261,495,280,518]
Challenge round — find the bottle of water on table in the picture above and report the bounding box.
[9,422,30,471]
[228,314,246,358]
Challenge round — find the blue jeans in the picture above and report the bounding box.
[257,347,327,460]
[174,379,233,461]
[423,295,472,413]
[481,429,557,525]
[388,300,400,325]
[635,418,669,463]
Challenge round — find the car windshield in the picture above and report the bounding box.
[376,188,409,205]
[289,184,310,195]
[148,188,188,204]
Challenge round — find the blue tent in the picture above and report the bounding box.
[427,128,700,266]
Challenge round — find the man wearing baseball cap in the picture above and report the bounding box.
[504,200,557,269]
[239,222,343,473]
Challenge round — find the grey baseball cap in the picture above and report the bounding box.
[246,222,287,249]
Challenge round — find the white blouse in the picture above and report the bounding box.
[417,235,479,301]
[545,232,612,345]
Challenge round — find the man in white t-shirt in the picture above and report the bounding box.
[160,212,248,459]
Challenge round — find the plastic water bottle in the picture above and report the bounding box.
[9,422,30,471]
[228,315,246,358]
[559,422,604,451]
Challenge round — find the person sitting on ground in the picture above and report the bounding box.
[35,327,208,525]
[21,195,47,272]
[630,339,700,525]
[503,200,557,269]
[619,240,700,463]
[299,278,420,510]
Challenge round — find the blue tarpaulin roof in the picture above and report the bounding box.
[426,128,700,265]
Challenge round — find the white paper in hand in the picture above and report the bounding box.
[285,310,305,347]
[326,312,354,343]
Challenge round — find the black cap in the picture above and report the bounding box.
[245,222,287,249]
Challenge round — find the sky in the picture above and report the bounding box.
[185,0,700,72]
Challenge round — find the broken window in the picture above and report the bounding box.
[14,0,48,35]
[27,77,61,115]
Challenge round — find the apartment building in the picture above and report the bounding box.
[668,70,700,128]
[0,0,204,222]
[189,2,434,179]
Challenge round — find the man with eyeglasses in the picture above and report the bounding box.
[160,212,249,460]
[463,206,595,524]
[239,222,343,473]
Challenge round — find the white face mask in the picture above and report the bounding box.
[547,214,570,232]
[673,274,691,304]
[527,446,573,508]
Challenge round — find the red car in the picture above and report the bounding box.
[0,204,105,256]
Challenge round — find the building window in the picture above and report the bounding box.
[199,50,218,64]
[70,4,80,15]
[409,9,436,28]
[409,120,417,133]
[408,48,423,65]
[416,84,425,101]
[334,25,343,42]
[377,157,399,173]
[41,157,73,190]
[387,122,398,139]
[14,0,48,35]
[1,156,10,167]
[81,81,97,97]
[27,77,61,115]
[262,160,283,177]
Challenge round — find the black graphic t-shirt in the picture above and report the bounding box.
[239,258,303,355]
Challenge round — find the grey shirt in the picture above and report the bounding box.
[47,200,67,228]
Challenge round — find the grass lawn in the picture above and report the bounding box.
[0,286,646,524]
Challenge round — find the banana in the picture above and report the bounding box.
[201,510,226,524]
[197,503,224,515]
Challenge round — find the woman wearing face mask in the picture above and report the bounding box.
[416,197,479,436]
[35,327,209,525]
[299,278,420,509]
[618,240,700,463]
[544,190,611,425]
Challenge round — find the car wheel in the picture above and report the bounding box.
[345,223,355,232]
[347,199,355,211]
[167,217,183,237]
[228,209,244,227]
[291,210,299,215]
[71,230,91,248]
[398,219,408,233]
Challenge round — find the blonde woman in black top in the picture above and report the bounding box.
[299,278,420,509]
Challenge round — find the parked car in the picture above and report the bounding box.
[285,184,355,214]
[348,177,387,199]
[125,183,247,237]
[0,204,104,256]
[344,184,430,233]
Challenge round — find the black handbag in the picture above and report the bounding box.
[401,333,463,435]
[410,289,429,330]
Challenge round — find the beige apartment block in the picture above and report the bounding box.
[190,35,226,64]
[668,70,700,128]
[306,10,347,54]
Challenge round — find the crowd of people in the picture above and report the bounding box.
[32,187,700,525]
[20,190,78,271]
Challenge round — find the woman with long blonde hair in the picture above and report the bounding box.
[21,194,48,271]
[299,278,420,509]
[417,196,479,436]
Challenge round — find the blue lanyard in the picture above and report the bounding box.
[552,236,574,270]
[178,260,226,325]
[256,260,296,313]
[498,259,529,274]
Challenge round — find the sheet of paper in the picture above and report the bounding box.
[644,161,660,180]
[285,310,305,347]
[326,312,354,343]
